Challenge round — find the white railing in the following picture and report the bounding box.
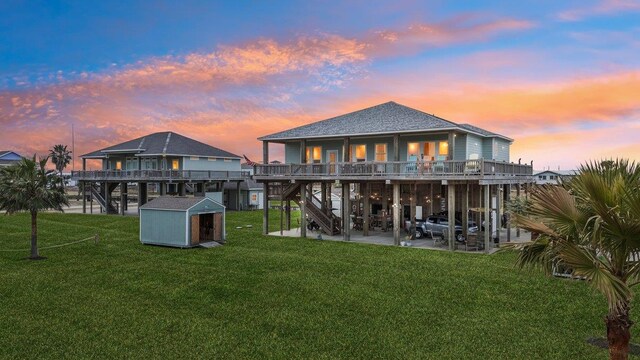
[254,159,532,178]
[71,169,251,181]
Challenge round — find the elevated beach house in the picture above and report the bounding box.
[254,102,534,252]
[73,132,249,214]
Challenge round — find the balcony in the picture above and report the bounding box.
[71,169,251,182]
[254,159,533,182]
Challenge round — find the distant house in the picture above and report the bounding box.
[73,132,249,215]
[0,151,22,167]
[223,177,264,210]
[534,170,576,185]
[255,101,534,250]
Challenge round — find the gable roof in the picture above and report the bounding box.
[82,132,241,159]
[0,150,22,159]
[0,151,23,165]
[258,101,512,142]
[533,170,577,177]
[139,196,219,211]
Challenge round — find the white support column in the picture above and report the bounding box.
[484,184,491,253]
[300,183,307,238]
[393,183,401,246]
[448,183,456,251]
[262,141,269,235]
[342,182,351,241]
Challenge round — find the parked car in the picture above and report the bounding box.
[406,216,478,241]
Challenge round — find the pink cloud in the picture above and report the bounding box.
[557,0,640,21]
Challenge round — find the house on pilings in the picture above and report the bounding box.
[73,132,250,215]
[254,101,535,252]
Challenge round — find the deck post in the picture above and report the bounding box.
[342,182,351,241]
[321,182,327,214]
[429,183,434,215]
[516,184,521,238]
[393,182,401,246]
[343,137,351,162]
[119,182,126,215]
[393,134,399,174]
[178,182,186,196]
[410,183,416,240]
[262,141,269,235]
[363,182,370,236]
[159,182,166,196]
[81,181,86,214]
[280,183,284,236]
[104,182,111,214]
[484,184,491,253]
[495,184,501,245]
[448,183,456,251]
[462,182,469,240]
[236,181,241,210]
[506,184,511,243]
[300,183,307,238]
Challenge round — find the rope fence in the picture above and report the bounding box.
[0,234,100,252]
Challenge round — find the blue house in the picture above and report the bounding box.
[254,101,534,251]
[0,151,23,167]
[74,132,249,215]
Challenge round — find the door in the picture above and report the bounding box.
[213,213,223,241]
[190,215,200,245]
[327,150,338,174]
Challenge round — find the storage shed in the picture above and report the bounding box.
[139,196,226,248]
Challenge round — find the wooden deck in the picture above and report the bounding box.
[71,169,250,182]
[253,159,533,182]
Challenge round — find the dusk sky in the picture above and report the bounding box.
[1,0,639,170]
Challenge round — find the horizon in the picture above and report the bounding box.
[1,0,639,169]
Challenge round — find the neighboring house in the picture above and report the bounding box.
[534,170,576,185]
[73,132,248,215]
[0,150,22,167]
[254,101,534,251]
[223,177,264,210]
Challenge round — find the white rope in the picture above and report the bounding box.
[0,234,99,252]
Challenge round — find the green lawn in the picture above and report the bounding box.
[0,211,627,359]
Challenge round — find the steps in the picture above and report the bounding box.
[89,183,119,214]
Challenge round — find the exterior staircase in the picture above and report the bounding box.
[89,183,119,214]
[272,182,341,236]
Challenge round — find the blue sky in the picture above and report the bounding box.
[1,0,639,168]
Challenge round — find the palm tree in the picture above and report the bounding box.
[511,159,640,360]
[49,144,72,183]
[0,155,68,260]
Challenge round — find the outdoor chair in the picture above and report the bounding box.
[405,155,418,174]
[464,153,480,174]
[457,232,480,251]
[432,155,446,174]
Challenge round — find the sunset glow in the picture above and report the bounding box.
[1,1,639,169]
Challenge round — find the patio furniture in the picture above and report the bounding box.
[457,232,481,251]
[405,155,418,174]
[433,155,446,174]
[464,153,480,173]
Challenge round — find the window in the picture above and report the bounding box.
[351,145,366,162]
[438,141,449,156]
[375,144,387,162]
[171,159,179,170]
[407,142,419,157]
[542,175,547,180]
[538,175,543,180]
[306,146,322,163]
[115,161,122,170]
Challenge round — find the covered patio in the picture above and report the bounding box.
[268,227,531,253]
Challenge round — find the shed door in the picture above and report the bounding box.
[191,215,200,245]
[213,213,223,241]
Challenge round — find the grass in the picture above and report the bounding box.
[0,210,630,359]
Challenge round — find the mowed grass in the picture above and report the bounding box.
[0,211,630,359]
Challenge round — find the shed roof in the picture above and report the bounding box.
[140,196,218,211]
[82,132,241,159]
[533,170,577,176]
[258,101,512,142]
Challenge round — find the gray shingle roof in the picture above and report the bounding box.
[139,196,213,210]
[0,150,21,159]
[82,132,241,159]
[258,101,512,142]
[223,178,262,191]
